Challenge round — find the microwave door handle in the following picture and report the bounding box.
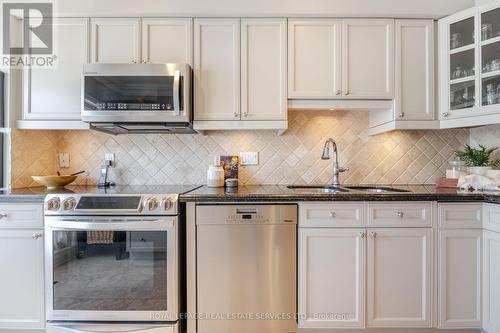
[173,70,181,116]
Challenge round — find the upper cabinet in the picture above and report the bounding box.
[342,20,394,99]
[91,18,141,63]
[142,18,193,64]
[288,19,394,100]
[439,2,500,128]
[18,17,90,129]
[193,18,287,131]
[193,19,240,121]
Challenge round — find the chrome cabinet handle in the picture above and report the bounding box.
[329,212,336,218]
[370,232,377,238]
[0,213,7,219]
[32,233,42,240]
[173,70,181,116]
[358,231,366,239]
[396,211,405,218]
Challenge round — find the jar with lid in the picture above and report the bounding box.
[207,165,225,187]
[446,160,467,179]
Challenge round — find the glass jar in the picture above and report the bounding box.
[446,160,467,179]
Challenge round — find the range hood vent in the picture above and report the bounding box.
[90,122,197,135]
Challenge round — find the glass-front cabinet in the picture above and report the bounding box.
[439,3,500,124]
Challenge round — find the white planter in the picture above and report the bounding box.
[468,166,492,176]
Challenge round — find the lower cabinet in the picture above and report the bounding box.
[298,228,365,328]
[0,229,45,329]
[438,229,482,328]
[366,228,432,327]
[483,230,500,333]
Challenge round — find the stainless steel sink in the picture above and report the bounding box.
[287,185,349,193]
[344,186,411,193]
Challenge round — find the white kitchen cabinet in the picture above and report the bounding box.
[342,19,394,99]
[241,19,287,121]
[193,19,240,121]
[141,18,193,64]
[395,20,434,121]
[288,19,394,101]
[0,229,44,329]
[18,18,90,129]
[366,228,432,327]
[288,19,342,98]
[299,228,365,328]
[438,229,482,328]
[439,2,500,128]
[483,230,500,333]
[91,18,140,63]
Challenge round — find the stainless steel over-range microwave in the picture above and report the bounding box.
[81,63,194,134]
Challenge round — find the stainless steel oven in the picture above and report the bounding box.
[82,63,194,134]
[43,189,193,333]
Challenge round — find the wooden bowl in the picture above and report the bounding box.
[31,175,78,189]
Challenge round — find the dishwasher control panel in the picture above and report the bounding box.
[197,205,297,225]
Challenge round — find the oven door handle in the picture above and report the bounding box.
[45,219,174,231]
[48,323,172,333]
[173,70,181,116]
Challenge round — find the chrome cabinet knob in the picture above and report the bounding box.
[32,233,42,240]
[62,197,77,211]
[141,60,147,64]
[47,198,61,211]
[234,112,239,118]
[145,198,159,211]
[345,90,351,96]
[370,232,377,238]
[132,60,137,64]
[396,211,405,218]
[358,231,366,238]
[336,90,341,96]
[399,112,405,118]
[442,112,450,118]
[0,213,7,219]
[329,212,336,218]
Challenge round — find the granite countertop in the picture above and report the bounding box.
[180,184,499,203]
[0,184,498,204]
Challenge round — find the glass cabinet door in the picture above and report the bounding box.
[480,6,500,107]
[448,16,477,112]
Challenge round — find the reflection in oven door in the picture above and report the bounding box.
[52,230,169,312]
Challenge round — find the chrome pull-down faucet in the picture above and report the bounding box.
[322,138,349,187]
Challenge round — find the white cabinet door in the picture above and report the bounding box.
[299,228,365,328]
[241,19,287,121]
[483,230,500,333]
[0,229,44,329]
[438,229,482,328]
[395,20,435,120]
[24,18,89,120]
[141,18,193,64]
[288,19,342,98]
[91,18,140,63]
[194,19,240,121]
[342,19,395,99]
[367,228,432,327]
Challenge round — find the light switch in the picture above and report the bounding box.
[239,152,258,166]
[59,153,70,168]
[105,153,115,166]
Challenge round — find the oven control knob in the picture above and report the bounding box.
[47,197,61,211]
[62,197,77,211]
[145,198,159,211]
[161,198,173,210]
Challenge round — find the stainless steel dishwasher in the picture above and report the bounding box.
[196,204,297,333]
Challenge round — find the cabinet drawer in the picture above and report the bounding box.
[299,202,364,227]
[367,202,432,227]
[484,203,500,233]
[0,204,43,228]
[439,203,482,229]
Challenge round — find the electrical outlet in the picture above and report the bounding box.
[59,153,70,168]
[105,153,115,166]
[239,152,258,166]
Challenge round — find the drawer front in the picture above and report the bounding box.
[0,204,43,228]
[299,202,365,227]
[439,203,482,229]
[367,202,432,227]
[484,203,500,233]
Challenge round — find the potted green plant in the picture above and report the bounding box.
[454,144,500,175]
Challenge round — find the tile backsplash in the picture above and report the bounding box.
[469,124,500,162]
[11,110,470,188]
